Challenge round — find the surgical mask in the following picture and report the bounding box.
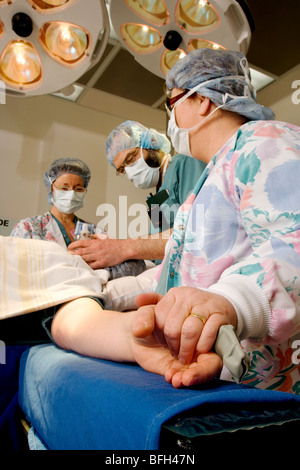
[52,188,85,214]
[167,102,225,157]
[125,148,161,189]
[167,73,251,157]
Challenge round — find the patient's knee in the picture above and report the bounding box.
[51,300,82,350]
[51,298,103,350]
[51,305,73,350]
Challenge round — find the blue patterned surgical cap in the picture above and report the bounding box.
[166,48,275,121]
[105,120,171,166]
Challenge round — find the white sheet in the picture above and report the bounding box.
[0,236,107,319]
[0,236,157,319]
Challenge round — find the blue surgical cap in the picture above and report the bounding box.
[166,48,275,121]
[44,158,91,204]
[105,120,171,166]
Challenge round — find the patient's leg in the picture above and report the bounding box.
[51,298,179,377]
[51,298,136,363]
[51,298,183,376]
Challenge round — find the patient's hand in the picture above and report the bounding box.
[135,287,237,366]
[131,304,222,388]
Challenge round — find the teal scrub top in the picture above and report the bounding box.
[150,153,206,235]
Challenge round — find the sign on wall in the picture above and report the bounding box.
[0,217,18,236]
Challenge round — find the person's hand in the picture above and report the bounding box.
[68,235,129,269]
[131,304,222,388]
[135,287,237,366]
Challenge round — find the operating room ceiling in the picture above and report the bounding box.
[62,0,300,110]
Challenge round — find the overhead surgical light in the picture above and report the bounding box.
[0,0,109,97]
[109,0,254,78]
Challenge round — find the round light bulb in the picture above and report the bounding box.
[161,49,186,75]
[120,23,162,54]
[28,0,69,10]
[176,0,219,33]
[187,38,225,52]
[39,22,89,64]
[124,0,169,26]
[0,40,42,88]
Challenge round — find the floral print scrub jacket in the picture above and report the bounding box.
[11,212,74,248]
[156,120,300,394]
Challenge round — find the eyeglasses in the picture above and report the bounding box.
[54,184,86,193]
[164,82,204,117]
[115,147,140,176]
[165,90,188,116]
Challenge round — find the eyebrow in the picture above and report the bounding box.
[116,149,138,171]
[59,183,85,188]
[125,150,137,162]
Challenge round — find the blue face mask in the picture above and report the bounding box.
[53,188,85,214]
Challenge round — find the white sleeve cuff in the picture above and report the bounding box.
[208,274,272,340]
[104,265,159,311]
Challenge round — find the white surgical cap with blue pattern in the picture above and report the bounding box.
[166,48,275,121]
[44,158,91,204]
[105,120,171,166]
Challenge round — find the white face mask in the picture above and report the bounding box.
[167,111,197,157]
[166,79,239,157]
[125,148,161,189]
[167,100,225,157]
[53,188,85,214]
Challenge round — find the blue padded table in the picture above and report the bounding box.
[0,344,32,449]
[18,344,300,451]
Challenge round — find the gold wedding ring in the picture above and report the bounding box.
[189,312,207,325]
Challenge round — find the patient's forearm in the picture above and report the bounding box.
[51,298,135,363]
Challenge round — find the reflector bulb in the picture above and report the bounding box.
[0,41,42,88]
[124,0,169,26]
[39,22,89,64]
[161,49,186,75]
[176,0,219,33]
[28,0,70,10]
[120,23,162,54]
[188,39,225,52]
